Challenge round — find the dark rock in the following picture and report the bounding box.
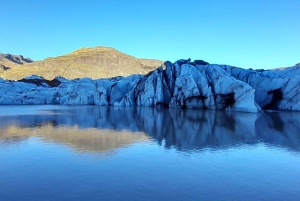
[191,60,209,66]
[0,64,10,70]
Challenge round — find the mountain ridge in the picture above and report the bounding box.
[0,53,34,72]
[0,46,164,80]
[1,47,299,80]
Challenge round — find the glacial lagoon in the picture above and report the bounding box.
[0,105,300,201]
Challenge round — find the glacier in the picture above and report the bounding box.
[0,59,299,112]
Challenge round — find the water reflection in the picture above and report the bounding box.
[0,106,300,152]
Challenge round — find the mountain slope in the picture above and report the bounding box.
[0,47,164,80]
[0,53,33,72]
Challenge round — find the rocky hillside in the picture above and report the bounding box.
[0,53,33,72]
[0,47,164,80]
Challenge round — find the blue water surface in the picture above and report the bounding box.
[0,106,300,201]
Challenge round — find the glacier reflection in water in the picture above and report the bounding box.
[0,105,300,152]
[0,105,300,201]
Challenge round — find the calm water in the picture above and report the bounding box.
[0,106,300,201]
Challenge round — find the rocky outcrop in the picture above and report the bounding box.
[0,64,10,71]
[0,53,33,65]
[0,59,299,112]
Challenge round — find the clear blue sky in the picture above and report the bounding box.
[1,0,299,69]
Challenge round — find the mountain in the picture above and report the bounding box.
[0,53,33,72]
[0,46,164,80]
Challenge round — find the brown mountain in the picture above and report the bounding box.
[0,53,33,72]
[0,46,164,80]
